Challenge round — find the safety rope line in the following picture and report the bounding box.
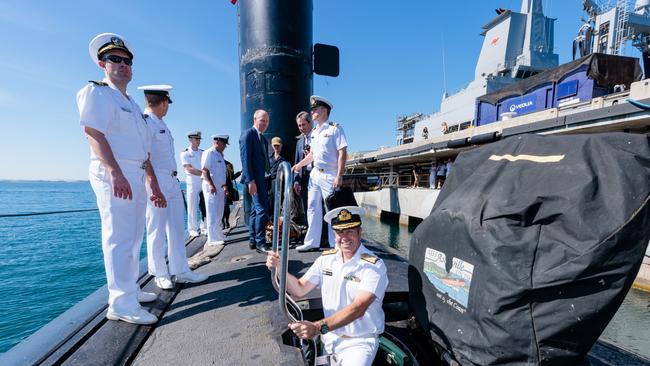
[0,208,98,218]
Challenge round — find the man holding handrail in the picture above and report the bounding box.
[266,188,388,366]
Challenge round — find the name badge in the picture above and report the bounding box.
[344,274,361,282]
[322,268,333,276]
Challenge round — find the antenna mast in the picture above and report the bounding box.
[441,32,448,97]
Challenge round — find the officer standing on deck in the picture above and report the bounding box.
[77,33,165,325]
[293,96,348,251]
[139,85,208,290]
[180,131,206,237]
[266,188,388,366]
[202,134,229,246]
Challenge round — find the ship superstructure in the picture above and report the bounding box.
[398,0,559,145]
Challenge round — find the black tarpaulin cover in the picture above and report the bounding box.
[408,133,650,365]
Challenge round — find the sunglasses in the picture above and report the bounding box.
[102,55,133,66]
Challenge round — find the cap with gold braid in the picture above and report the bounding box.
[310,95,333,111]
[88,33,134,66]
[187,131,202,139]
[212,134,230,145]
[324,187,364,231]
[137,85,173,104]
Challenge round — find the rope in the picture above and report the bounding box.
[0,208,98,218]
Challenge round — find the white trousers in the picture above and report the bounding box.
[186,181,202,233]
[88,161,146,313]
[322,333,379,366]
[304,169,335,248]
[146,172,190,277]
[202,183,225,244]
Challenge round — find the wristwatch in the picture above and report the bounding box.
[318,321,329,335]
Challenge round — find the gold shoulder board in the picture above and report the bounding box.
[88,80,108,86]
[361,253,378,264]
[329,121,338,127]
[322,249,338,256]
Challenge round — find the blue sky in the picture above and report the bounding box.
[0,0,633,180]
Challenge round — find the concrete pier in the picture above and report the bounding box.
[355,188,439,221]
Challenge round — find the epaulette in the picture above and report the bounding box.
[322,249,338,256]
[88,80,108,86]
[361,253,379,264]
[328,122,338,127]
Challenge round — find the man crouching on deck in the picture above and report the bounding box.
[266,188,388,366]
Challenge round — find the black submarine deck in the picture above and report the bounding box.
[1,210,649,366]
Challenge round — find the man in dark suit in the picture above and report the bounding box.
[293,111,313,222]
[239,109,271,251]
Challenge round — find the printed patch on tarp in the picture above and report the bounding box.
[423,248,474,313]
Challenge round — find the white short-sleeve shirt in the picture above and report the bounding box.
[311,121,348,172]
[302,245,388,337]
[77,80,151,163]
[180,147,204,186]
[145,112,177,172]
[201,147,227,187]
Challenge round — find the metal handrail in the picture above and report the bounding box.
[269,162,316,366]
[270,161,300,322]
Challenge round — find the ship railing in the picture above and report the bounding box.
[344,172,437,189]
[381,173,400,187]
[270,161,302,323]
[382,172,436,188]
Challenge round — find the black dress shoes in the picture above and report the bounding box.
[256,243,271,253]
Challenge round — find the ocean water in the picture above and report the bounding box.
[0,180,146,354]
[0,181,649,359]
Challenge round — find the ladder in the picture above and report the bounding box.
[612,0,630,55]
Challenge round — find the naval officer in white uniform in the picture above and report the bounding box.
[201,135,229,246]
[77,33,166,325]
[266,188,388,366]
[139,85,208,290]
[180,131,206,237]
[293,95,348,251]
